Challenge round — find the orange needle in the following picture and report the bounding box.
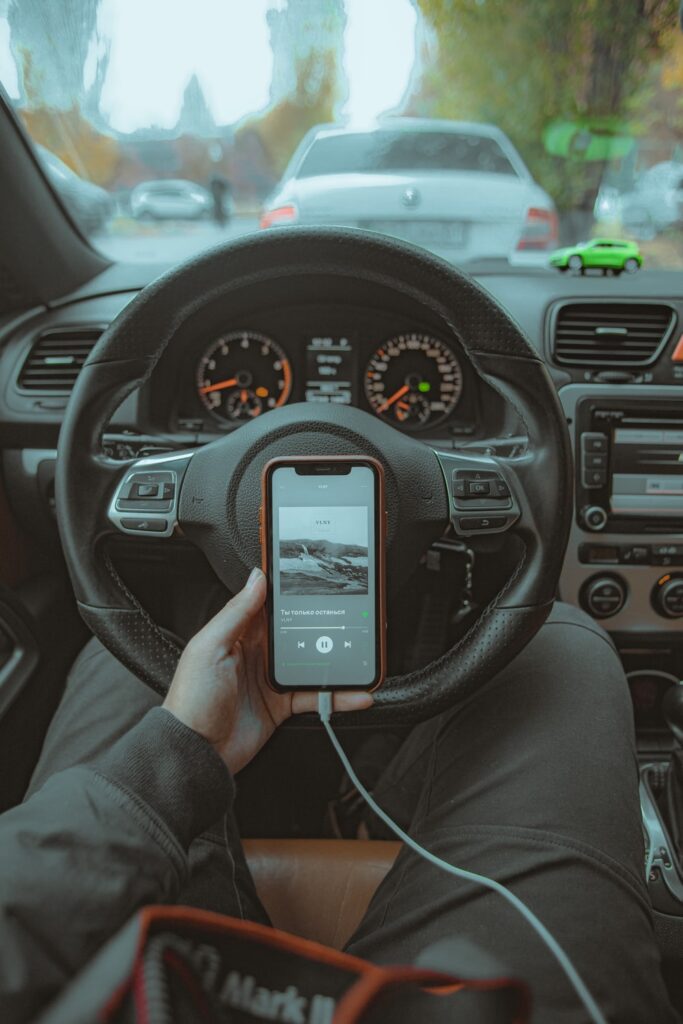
[377,384,409,413]
[240,389,248,403]
[199,377,237,395]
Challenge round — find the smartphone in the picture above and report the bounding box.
[261,456,386,692]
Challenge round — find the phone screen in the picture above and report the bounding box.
[267,461,381,690]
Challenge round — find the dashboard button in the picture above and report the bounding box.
[581,433,608,453]
[581,575,627,619]
[620,545,649,564]
[652,545,683,566]
[583,468,607,488]
[582,506,607,531]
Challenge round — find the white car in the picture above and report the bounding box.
[260,119,558,264]
[130,179,212,221]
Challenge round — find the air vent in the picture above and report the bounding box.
[552,302,675,367]
[18,326,104,392]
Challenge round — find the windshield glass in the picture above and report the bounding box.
[1,0,681,270]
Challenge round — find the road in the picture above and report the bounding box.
[92,215,260,263]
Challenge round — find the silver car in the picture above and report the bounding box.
[130,179,212,221]
[260,119,558,264]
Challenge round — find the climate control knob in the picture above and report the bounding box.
[581,575,627,619]
[653,576,683,619]
[582,505,608,531]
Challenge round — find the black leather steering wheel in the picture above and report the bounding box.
[55,228,572,724]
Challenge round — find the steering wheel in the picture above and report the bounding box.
[55,228,571,725]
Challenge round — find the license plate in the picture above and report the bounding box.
[364,220,467,247]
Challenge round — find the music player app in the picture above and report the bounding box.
[270,465,377,688]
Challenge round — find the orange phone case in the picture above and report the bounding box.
[260,455,386,693]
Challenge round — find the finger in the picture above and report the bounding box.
[203,569,267,649]
[290,690,374,715]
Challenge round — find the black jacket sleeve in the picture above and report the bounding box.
[0,707,234,1024]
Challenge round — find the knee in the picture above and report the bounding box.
[532,602,631,717]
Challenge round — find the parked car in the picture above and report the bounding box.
[36,145,113,235]
[260,119,558,263]
[130,179,213,221]
[549,237,642,274]
[594,161,683,240]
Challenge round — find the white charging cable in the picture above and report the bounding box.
[317,691,608,1024]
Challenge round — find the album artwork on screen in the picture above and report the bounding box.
[278,505,369,596]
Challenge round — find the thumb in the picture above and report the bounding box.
[204,568,267,648]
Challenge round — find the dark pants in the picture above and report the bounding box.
[25,603,677,1022]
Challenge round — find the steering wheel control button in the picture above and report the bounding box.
[458,515,507,531]
[117,471,176,512]
[581,575,627,619]
[582,505,608,531]
[467,480,490,496]
[132,482,161,499]
[653,576,683,618]
[120,517,168,533]
[451,470,512,509]
[436,451,520,537]
[109,451,194,539]
[316,636,333,654]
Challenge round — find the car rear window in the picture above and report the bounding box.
[295,130,518,178]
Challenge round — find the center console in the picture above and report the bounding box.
[558,385,683,633]
[557,385,683,964]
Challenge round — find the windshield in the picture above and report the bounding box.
[1,0,682,270]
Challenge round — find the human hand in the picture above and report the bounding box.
[162,568,373,774]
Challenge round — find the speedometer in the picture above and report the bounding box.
[364,333,463,429]
[197,331,292,423]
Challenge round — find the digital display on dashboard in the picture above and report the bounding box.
[305,336,356,404]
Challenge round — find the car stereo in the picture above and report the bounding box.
[576,397,683,534]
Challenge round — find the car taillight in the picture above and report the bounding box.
[516,207,558,251]
[260,204,298,229]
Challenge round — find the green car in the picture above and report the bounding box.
[550,238,642,274]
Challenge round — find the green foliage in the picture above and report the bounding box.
[413,0,679,212]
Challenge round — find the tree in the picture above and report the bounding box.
[240,49,341,179]
[412,0,678,234]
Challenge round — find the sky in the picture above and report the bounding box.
[0,0,418,132]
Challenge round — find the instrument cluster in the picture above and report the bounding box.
[175,306,477,436]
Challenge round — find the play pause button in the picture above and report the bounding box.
[315,636,333,654]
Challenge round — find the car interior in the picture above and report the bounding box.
[2,2,683,1018]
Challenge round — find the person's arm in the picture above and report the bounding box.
[0,568,371,1023]
[0,707,231,1024]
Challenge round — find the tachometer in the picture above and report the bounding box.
[364,333,463,429]
[197,331,292,423]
